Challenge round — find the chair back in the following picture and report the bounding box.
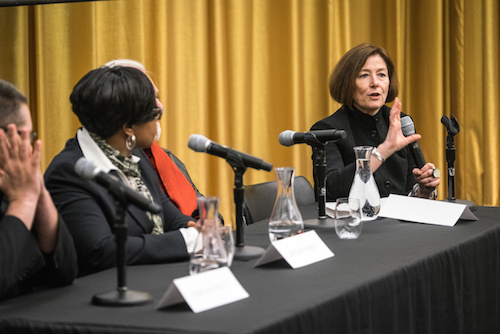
[243,176,315,224]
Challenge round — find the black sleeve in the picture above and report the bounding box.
[0,215,76,300]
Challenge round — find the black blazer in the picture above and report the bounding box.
[0,196,77,300]
[310,105,416,201]
[44,136,194,277]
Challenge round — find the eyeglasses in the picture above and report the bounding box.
[153,107,163,121]
[0,126,38,143]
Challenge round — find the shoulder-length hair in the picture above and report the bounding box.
[329,43,399,110]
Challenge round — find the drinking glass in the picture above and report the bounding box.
[219,225,235,267]
[334,197,363,239]
[189,197,227,275]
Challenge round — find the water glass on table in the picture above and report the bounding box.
[219,225,235,267]
[334,197,363,239]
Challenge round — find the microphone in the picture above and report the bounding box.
[74,158,162,213]
[188,134,273,171]
[279,129,347,147]
[400,116,427,168]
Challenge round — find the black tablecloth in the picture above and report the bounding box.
[1,206,500,334]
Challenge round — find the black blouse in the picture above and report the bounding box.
[310,105,417,201]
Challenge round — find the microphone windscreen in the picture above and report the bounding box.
[400,116,416,137]
[188,134,210,152]
[278,130,295,146]
[74,158,99,180]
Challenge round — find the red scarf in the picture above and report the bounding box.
[146,142,198,217]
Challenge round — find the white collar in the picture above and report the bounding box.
[77,127,141,175]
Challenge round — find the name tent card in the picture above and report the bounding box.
[157,267,249,313]
[379,194,478,226]
[254,230,334,268]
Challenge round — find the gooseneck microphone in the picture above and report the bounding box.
[75,158,161,213]
[279,129,347,147]
[400,116,427,168]
[188,134,273,171]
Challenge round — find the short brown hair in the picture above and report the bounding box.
[329,43,399,110]
[0,79,28,127]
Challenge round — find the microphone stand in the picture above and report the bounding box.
[92,182,152,306]
[226,151,266,261]
[441,115,474,208]
[303,140,337,229]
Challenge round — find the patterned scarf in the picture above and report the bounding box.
[89,132,164,234]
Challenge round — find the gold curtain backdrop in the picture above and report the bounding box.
[0,0,498,225]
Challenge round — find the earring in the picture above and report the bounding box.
[126,134,136,151]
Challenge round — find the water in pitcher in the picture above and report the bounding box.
[348,148,381,221]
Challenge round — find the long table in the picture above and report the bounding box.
[1,205,500,333]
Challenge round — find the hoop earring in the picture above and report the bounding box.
[126,134,136,151]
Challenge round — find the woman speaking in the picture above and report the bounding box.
[311,43,440,201]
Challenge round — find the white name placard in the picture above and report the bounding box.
[379,194,478,226]
[156,267,249,313]
[254,230,334,269]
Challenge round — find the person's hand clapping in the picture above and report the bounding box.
[0,124,42,230]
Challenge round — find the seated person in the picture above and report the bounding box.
[44,66,199,277]
[0,79,77,300]
[310,43,440,201]
[104,59,214,220]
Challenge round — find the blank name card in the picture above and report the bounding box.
[379,194,478,227]
[254,230,334,268]
[157,267,249,313]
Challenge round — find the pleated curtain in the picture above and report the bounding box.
[1,0,498,224]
